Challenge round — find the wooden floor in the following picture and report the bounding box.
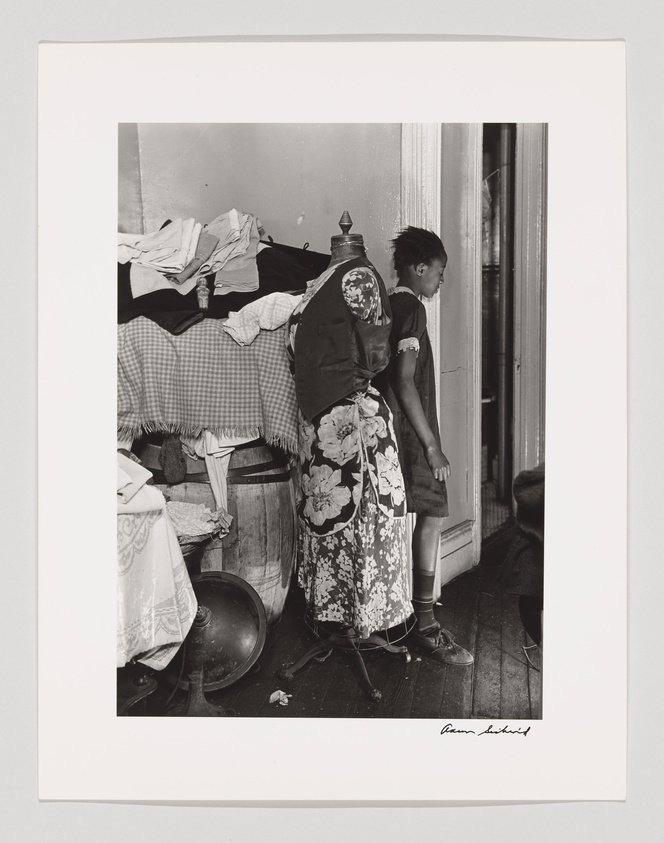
[126,523,542,720]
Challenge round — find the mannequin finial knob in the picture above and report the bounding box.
[338,211,353,235]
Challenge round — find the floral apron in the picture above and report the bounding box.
[296,386,411,637]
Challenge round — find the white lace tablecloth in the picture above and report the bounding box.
[117,485,197,670]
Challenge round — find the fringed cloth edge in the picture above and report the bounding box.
[117,423,298,458]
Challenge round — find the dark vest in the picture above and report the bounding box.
[293,257,392,421]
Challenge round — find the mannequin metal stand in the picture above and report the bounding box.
[277,622,411,703]
[164,572,267,717]
[166,640,233,717]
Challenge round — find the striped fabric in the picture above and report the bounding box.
[117,317,299,454]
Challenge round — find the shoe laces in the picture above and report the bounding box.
[422,625,456,650]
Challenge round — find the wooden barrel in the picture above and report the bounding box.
[134,437,297,625]
[135,441,217,509]
[221,441,297,626]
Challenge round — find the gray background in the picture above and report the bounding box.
[5,1,661,839]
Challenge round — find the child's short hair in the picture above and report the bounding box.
[392,226,447,276]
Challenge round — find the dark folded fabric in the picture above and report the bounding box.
[497,464,545,598]
[513,463,545,545]
[147,310,206,335]
[117,260,200,317]
[499,533,544,598]
[118,262,204,334]
[258,240,330,285]
[117,241,330,335]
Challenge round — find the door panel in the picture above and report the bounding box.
[437,123,482,586]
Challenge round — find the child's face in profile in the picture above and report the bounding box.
[415,256,447,299]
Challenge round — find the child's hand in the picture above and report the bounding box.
[425,446,451,482]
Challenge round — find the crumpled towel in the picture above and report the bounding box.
[223,292,302,346]
[165,500,232,538]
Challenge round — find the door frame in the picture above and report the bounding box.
[401,124,483,587]
[513,123,548,478]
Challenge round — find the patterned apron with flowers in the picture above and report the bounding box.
[290,263,412,637]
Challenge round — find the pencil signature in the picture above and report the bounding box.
[440,723,531,737]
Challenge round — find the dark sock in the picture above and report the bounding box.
[412,571,437,632]
[413,600,436,632]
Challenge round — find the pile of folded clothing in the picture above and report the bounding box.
[118,214,330,335]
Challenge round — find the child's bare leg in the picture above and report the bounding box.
[412,514,443,632]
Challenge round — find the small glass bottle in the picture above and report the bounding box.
[196,277,209,310]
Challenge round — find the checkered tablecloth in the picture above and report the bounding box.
[117,317,299,454]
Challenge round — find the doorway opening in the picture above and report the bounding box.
[481,123,515,541]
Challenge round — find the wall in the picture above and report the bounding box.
[118,122,482,575]
[117,123,144,235]
[125,123,402,285]
[119,121,481,571]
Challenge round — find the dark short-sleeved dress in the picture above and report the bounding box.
[380,286,449,517]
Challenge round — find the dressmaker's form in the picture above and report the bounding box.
[279,212,413,703]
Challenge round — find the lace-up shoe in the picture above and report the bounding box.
[409,624,474,666]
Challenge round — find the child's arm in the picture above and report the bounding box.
[394,349,450,481]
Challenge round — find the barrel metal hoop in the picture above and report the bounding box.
[228,458,288,477]
[149,461,289,486]
[148,469,209,485]
[227,472,291,486]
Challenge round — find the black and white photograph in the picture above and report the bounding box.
[115,121,547,722]
[36,39,627,805]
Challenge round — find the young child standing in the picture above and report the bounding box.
[380,227,474,665]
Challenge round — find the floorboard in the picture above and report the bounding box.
[388,656,421,718]
[127,535,543,721]
[314,648,365,718]
[526,634,543,719]
[256,609,337,717]
[350,648,407,717]
[439,570,479,719]
[471,587,503,719]
[273,649,339,718]
[253,592,323,715]
[409,575,460,719]
[500,593,532,720]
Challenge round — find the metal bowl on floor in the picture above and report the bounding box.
[166,571,267,693]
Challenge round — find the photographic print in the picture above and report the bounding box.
[115,121,546,724]
[38,40,626,803]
